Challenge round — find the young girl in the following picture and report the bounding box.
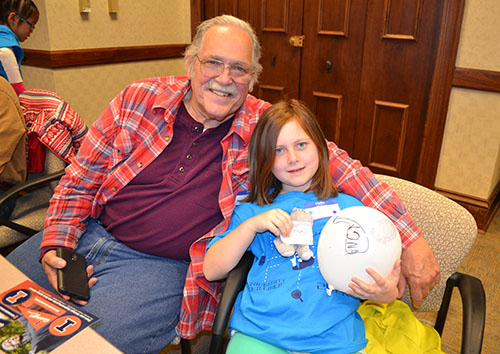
[0,0,39,94]
[203,99,400,354]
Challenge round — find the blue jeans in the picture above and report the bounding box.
[7,219,190,354]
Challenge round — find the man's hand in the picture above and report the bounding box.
[398,236,440,308]
[41,250,98,305]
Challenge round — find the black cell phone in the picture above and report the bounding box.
[56,247,90,301]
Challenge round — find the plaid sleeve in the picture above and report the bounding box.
[41,95,120,251]
[327,141,421,249]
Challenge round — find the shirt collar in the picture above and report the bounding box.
[153,78,191,108]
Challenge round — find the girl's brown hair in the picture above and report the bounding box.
[246,99,338,205]
[0,0,38,24]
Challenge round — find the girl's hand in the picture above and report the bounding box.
[347,259,401,303]
[204,208,293,281]
[244,208,293,238]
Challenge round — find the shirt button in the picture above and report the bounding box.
[179,166,185,173]
[194,126,201,133]
[193,141,199,147]
[165,136,170,141]
[186,154,192,160]
[112,186,117,192]
[137,162,143,168]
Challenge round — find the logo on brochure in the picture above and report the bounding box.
[3,289,31,306]
[49,315,82,336]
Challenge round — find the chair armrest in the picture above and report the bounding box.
[434,272,485,354]
[0,170,65,206]
[209,251,254,354]
[0,170,65,236]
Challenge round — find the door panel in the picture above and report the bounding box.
[368,101,409,173]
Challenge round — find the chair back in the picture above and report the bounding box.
[374,174,478,312]
[0,150,67,249]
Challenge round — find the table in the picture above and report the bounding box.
[0,255,122,353]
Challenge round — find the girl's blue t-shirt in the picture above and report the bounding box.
[208,192,368,353]
[0,25,23,81]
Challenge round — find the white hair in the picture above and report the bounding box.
[184,15,262,89]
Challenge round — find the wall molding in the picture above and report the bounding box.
[453,67,500,93]
[22,44,187,69]
[436,180,500,233]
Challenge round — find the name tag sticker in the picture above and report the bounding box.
[304,200,341,221]
[235,190,250,206]
[281,221,313,245]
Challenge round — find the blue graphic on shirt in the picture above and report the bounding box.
[289,254,315,270]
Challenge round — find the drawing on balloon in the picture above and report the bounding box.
[332,217,369,255]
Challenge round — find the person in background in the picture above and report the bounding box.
[0,0,39,95]
[7,15,440,353]
[0,76,25,219]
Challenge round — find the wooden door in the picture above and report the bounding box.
[193,0,459,183]
[351,1,444,180]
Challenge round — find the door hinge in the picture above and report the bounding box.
[289,35,305,47]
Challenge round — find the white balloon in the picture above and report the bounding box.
[317,206,401,295]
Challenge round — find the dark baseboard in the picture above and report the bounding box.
[436,182,500,233]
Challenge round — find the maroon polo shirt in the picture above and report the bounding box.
[100,103,233,260]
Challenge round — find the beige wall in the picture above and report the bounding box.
[21,60,187,126]
[20,0,190,126]
[435,0,500,200]
[23,0,192,49]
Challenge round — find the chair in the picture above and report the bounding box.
[0,149,66,254]
[0,83,87,255]
[208,174,486,354]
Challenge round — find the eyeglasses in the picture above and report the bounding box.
[195,55,253,84]
[16,14,35,30]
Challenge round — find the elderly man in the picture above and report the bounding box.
[8,15,439,354]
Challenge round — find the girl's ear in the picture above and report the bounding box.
[7,12,18,26]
